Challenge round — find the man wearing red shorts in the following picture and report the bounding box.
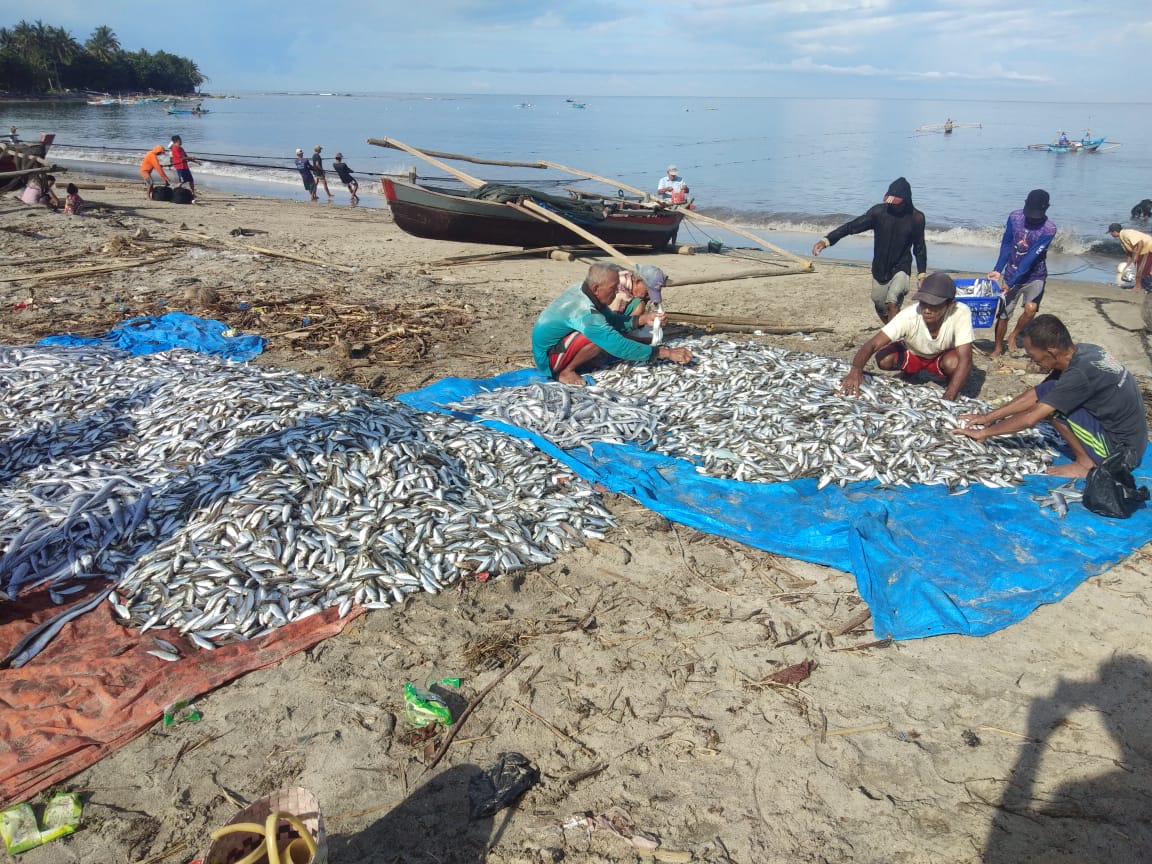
[531,262,691,386]
[840,272,974,401]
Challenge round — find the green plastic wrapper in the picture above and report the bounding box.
[404,681,455,727]
[1,792,83,855]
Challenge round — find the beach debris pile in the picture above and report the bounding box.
[446,382,661,451]
[530,338,1052,489]
[0,346,614,655]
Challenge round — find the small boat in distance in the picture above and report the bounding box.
[1028,135,1111,153]
[916,120,981,133]
[167,107,209,115]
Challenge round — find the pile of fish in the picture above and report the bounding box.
[586,338,1056,489]
[0,346,614,660]
[445,382,661,451]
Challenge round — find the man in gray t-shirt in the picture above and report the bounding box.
[952,314,1147,477]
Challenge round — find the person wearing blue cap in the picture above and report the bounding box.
[532,263,691,386]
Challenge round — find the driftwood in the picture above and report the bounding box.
[0,256,166,284]
[241,245,356,273]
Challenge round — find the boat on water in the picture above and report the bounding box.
[1028,136,1109,153]
[166,108,209,115]
[916,120,981,133]
[381,178,683,250]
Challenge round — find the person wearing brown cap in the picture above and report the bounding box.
[332,152,359,206]
[1108,222,1152,292]
[953,314,1147,478]
[987,189,1057,358]
[840,272,974,402]
[812,176,927,323]
[310,145,333,200]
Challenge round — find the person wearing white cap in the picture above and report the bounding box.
[840,272,974,402]
[657,164,688,204]
[294,148,317,200]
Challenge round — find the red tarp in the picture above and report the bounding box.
[0,588,362,807]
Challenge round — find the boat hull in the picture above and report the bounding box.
[0,134,54,192]
[382,179,683,250]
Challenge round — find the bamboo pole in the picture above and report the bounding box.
[667,266,813,288]
[541,160,812,269]
[519,200,633,265]
[367,141,547,171]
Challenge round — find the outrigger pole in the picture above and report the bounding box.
[365,138,813,271]
[367,137,636,265]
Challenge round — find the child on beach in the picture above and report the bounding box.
[332,153,359,206]
[20,174,59,209]
[63,183,85,215]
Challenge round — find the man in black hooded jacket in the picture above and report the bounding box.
[811,177,928,323]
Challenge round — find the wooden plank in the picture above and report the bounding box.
[0,257,166,284]
[519,200,633,266]
[242,245,356,273]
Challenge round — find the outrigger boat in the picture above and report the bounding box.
[368,136,814,272]
[166,107,209,115]
[1028,136,1113,153]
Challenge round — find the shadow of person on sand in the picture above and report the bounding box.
[327,763,500,864]
[983,654,1152,862]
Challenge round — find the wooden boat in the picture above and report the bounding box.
[0,134,56,193]
[1028,136,1108,153]
[166,108,209,115]
[381,178,683,250]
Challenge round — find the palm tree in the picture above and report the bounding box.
[85,25,120,63]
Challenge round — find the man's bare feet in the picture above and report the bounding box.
[556,370,586,386]
[1048,461,1092,479]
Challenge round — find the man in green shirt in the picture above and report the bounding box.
[531,263,692,386]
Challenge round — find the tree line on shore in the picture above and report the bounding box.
[0,20,205,96]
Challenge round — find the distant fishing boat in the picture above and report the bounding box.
[1028,136,1113,153]
[916,120,981,133]
[166,108,209,115]
[516,102,534,109]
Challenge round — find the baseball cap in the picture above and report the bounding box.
[1023,189,1050,220]
[667,164,677,173]
[634,265,666,305]
[912,272,956,305]
[1108,222,1123,234]
[296,148,303,155]
[335,152,343,159]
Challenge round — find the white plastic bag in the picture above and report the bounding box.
[1117,262,1137,287]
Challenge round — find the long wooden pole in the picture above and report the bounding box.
[368,136,633,264]
[541,160,811,270]
[368,141,547,171]
[667,266,813,288]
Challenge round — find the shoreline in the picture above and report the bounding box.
[42,161,1131,288]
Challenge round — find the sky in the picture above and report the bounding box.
[33,0,1151,101]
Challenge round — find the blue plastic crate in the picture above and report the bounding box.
[952,278,1002,329]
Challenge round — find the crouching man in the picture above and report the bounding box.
[841,271,974,401]
[531,262,691,386]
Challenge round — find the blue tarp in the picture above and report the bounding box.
[401,368,1152,641]
[39,312,266,361]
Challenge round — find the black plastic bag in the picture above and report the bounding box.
[467,752,539,821]
[1083,451,1149,519]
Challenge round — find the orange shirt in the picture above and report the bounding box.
[140,147,170,182]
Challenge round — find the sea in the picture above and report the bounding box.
[6,93,1150,284]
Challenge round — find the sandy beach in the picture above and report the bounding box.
[2,174,1150,864]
